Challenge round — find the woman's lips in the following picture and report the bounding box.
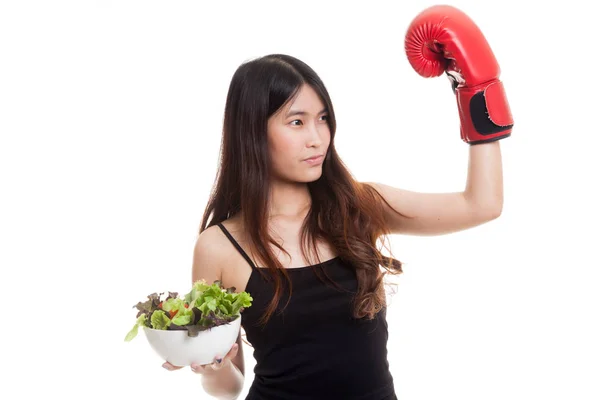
[304,155,323,164]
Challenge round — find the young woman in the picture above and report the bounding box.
[161,8,512,398]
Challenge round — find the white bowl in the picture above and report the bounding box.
[143,316,241,367]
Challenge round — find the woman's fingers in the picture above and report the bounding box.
[166,343,240,374]
[190,362,211,373]
[207,343,240,371]
[226,343,240,359]
[162,361,183,371]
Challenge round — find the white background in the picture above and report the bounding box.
[1,0,598,399]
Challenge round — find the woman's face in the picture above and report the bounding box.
[267,84,331,184]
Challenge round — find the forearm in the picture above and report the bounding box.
[464,140,504,215]
[201,362,245,400]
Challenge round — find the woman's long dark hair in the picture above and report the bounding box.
[199,54,403,326]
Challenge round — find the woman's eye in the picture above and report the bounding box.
[290,115,328,126]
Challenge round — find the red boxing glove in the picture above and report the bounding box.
[404,5,513,144]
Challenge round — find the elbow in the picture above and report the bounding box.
[482,200,503,221]
[466,193,503,222]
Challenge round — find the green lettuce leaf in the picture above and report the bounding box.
[124,314,147,342]
[150,310,171,330]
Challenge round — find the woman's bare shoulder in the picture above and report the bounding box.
[193,223,232,282]
[192,218,244,283]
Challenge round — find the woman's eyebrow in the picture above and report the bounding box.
[285,107,328,118]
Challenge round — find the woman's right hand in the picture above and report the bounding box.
[162,342,240,374]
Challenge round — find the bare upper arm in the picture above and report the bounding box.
[191,227,223,286]
[192,225,245,376]
[363,181,501,236]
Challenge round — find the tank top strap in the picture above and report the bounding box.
[217,223,259,271]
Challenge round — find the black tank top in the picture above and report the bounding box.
[217,223,397,400]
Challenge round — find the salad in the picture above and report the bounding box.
[125,279,253,341]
